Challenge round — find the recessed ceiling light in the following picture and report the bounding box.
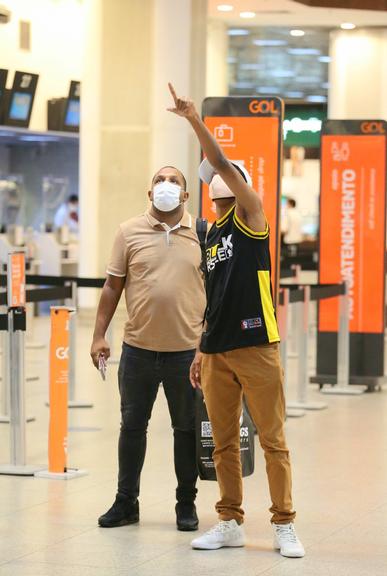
[270,69,295,78]
[217,4,234,12]
[240,11,256,19]
[284,91,305,98]
[290,29,305,37]
[253,39,288,47]
[240,63,264,70]
[228,28,250,36]
[288,48,321,55]
[318,55,331,63]
[297,76,321,83]
[257,86,281,94]
[340,22,356,30]
[230,81,255,89]
[306,95,327,103]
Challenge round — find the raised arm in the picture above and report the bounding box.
[167,83,266,233]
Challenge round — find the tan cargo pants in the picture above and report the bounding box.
[201,343,296,525]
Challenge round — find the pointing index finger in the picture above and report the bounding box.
[168,82,178,104]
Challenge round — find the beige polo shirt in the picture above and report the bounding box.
[107,210,206,352]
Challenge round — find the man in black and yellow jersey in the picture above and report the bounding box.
[168,84,305,558]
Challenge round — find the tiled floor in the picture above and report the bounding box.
[0,311,386,576]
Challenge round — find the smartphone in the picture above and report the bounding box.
[98,354,107,381]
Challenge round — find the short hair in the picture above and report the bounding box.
[152,166,187,191]
[68,194,79,203]
[287,198,296,208]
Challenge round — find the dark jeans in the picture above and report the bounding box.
[117,343,197,504]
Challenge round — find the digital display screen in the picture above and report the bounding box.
[9,92,32,121]
[64,99,80,127]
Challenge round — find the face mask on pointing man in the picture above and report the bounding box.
[152,181,182,212]
[198,157,252,200]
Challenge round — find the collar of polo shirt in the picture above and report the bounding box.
[146,210,192,230]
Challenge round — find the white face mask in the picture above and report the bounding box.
[153,181,181,212]
[209,175,235,200]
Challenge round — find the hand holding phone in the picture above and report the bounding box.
[98,354,107,381]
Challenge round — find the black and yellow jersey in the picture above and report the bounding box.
[200,205,280,354]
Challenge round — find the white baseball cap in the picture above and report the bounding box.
[198,157,252,186]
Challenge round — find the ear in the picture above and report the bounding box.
[148,190,153,202]
[182,191,189,202]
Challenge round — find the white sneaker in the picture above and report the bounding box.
[272,523,305,558]
[191,519,245,550]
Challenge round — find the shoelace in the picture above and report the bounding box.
[206,521,234,535]
[274,524,298,543]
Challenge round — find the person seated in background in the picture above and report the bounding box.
[53,194,79,233]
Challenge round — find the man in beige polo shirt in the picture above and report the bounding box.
[90,166,206,531]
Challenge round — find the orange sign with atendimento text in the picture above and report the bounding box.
[317,120,387,380]
[319,123,386,334]
[201,97,283,295]
[48,307,71,473]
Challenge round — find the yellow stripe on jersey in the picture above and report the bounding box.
[234,212,269,238]
[257,271,280,343]
[216,204,236,228]
[233,215,269,240]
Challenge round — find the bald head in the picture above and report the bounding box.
[151,166,187,191]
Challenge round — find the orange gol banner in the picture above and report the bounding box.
[48,307,70,474]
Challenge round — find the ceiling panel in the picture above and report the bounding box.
[208,0,387,26]
[228,26,330,100]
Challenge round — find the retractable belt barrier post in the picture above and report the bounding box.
[0,328,10,422]
[285,283,328,411]
[0,252,43,476]
[288,264,301,359]
[281,281,354,404]
[36,307,87,480]
[65,281,93,408]
[321,283,364,396]
[278,288,305,419]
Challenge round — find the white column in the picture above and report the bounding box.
[78,0,207,308]
[78,0,101,307]
[206,20,228,98]
[329,28,387,120]
[79,0,153,307]
[150,0,207,197]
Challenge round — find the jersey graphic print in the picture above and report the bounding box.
[206,234,233,271]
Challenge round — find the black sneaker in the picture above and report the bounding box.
[175,502,199,532]
[98,496,139,528]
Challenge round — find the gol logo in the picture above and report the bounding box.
[55,347,69,360]
[361,121,385,134]
[248,99,278,114]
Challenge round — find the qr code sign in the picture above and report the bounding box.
[201,421,213,438]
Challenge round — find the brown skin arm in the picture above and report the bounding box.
[190,349,203,389]
[90,274,125,368]
[167,83,266,233]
